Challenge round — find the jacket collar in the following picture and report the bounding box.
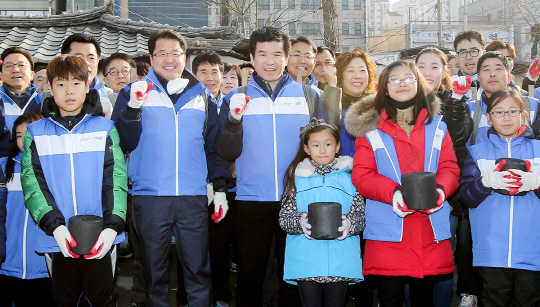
[294,156,353,178]
[487,125,534,149]
[252,70,291,100]
[344,93,442,137]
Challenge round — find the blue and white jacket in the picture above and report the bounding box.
[467,93,539,146]
[21,90,127,253]
[0,153,48,279]
[460,127,540,271]
[1,84,42,133]
[361,115,452,242]
[112,68,228,196]
[214,71,328,202]
[283,156,363,284]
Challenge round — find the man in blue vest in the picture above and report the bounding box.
[112,29,228,307]
[61,33,114,118]
[214,27,327,307]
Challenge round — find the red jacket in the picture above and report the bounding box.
[344,95,460,278]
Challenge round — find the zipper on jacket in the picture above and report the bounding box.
[272,101,279,201]
[506,137,514,268]
[428,215,439,243]
[68,130,77,215]
[49,116,89,216]
[175,110,179,196]
[22,210,29,279]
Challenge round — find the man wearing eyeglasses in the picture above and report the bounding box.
[102,53,136,95]
[453,30,486,100]
[112,29,227,307]
[0,47,42,132]
[61,33,114,118]
[286,36,341,127]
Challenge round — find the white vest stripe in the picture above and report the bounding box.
[34,131,108,156]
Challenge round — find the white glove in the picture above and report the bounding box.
[211,191,229,223]
[128,81,153,109]
[481,160,520,192]
[300,213,313,239]
[422,188,445,214]
[527,59,540,82]
[53,225,79,258]
[337,215,351,240]
[450,75,472,99]
[167,78,189,95]
[392,190,413,218]
[228,93,250,123]
[84,228,118,260]
[507,161,540,193]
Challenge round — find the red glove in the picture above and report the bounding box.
[450,75,472,99]
[527,59,540,82]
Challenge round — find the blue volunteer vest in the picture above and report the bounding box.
[27,116,125,253]
[363,115,451,242]
[284,166,363,284]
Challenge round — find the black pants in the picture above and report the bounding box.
[133,195,212,307]
[455,212,482,296]
[297,281,348,307]
[48,252,115,307]
[177,192,236,305]
[0,275,55,307]
[127,194,146,304]
[234,201,301,307]
[479,267,540,307]
[377,275,434,307]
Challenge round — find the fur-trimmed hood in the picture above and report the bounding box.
[344,93,442,137]
[295,156,353,178]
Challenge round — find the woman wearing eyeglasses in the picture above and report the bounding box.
[345,61,460,307]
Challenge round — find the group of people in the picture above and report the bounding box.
[0,24,539,307]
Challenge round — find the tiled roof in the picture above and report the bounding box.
[0,3,246,62]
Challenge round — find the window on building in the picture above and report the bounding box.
[354,0,361,10]
[342,0,348,10]
[289,22,296,35]
[258,19,265,28]
[259,0,270,10]
[302,0,321,9]
[288,0,295,9]
[275,0,281,9]
[343,47,350,52]
[216,8,219,14]
[301,22,320,35]
[342,23,349,35]
[274,22,281,29]
[355,23,361,34]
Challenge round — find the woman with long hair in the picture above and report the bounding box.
[345,61,460,307]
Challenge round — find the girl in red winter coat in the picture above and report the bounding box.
[344,61,460,307]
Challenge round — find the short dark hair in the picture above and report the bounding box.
[454,30,486,50]
[239,62,254,70]
[316,46,335,60]
[192,51,224,74]
[291,36,317,54]
[1,47,34,72]
[46,54,88,84]
[477,51,511,73]
[148,30,187,55]
[485,40,516,59]
[249,27,291,57]
[223,63,242,85]
[137,62,150,77]
[102,53,136,75]
[33,63,48,72]
[61,33,101,57]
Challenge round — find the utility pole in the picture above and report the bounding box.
[70,0,75,12]
[437,0,442,46]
